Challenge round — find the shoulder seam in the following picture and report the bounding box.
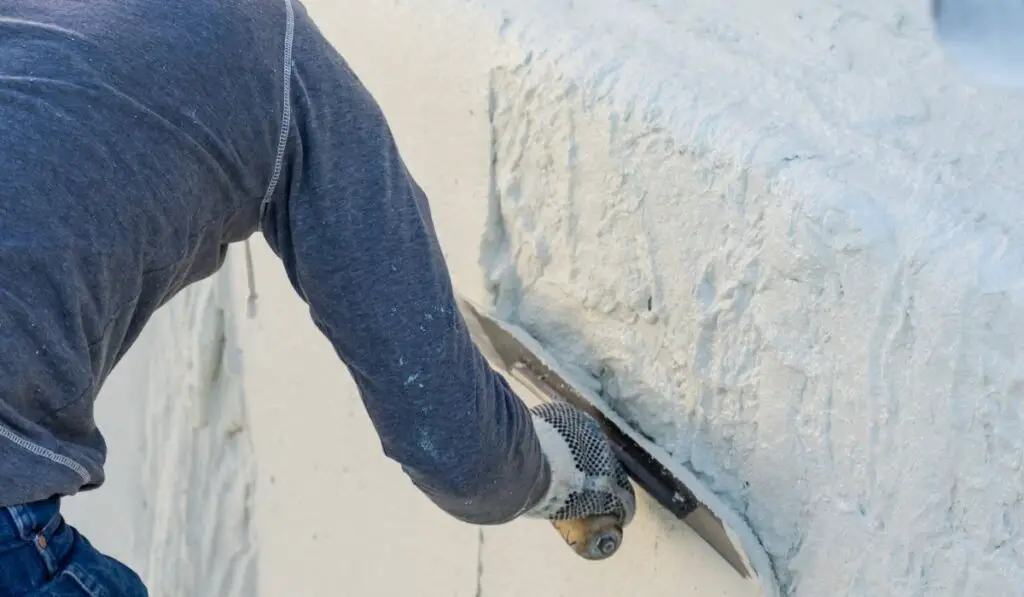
[258,0,297,231]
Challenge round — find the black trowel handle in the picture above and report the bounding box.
[508,361,701,521]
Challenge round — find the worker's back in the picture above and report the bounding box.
[0,0,287,507]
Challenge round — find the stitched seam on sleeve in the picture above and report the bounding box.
[258,0,296,231]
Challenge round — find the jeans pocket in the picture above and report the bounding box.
[29,533,148,597]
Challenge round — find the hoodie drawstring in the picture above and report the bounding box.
[244,239,259,319]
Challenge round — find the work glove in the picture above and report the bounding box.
[523,402,636,527]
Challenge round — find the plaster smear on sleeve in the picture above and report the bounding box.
[480,53,1024,597]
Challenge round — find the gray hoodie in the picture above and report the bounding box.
[0,0,549,524]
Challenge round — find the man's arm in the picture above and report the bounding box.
[258,6,549,525]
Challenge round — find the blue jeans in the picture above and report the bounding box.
[0,497,147,596]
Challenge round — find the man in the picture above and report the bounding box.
[0,0,635,594]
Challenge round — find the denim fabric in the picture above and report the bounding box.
[0,0,548,526]
[0,498,146,596]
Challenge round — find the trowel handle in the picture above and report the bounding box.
[551,515,623,560]
[505,360,625,560]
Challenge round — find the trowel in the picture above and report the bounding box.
[456,296,781,597]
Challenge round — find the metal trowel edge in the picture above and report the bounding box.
[456,296,781,597]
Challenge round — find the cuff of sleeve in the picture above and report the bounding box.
[521,414,577,519]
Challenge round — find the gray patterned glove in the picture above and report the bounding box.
[523,402,636,526]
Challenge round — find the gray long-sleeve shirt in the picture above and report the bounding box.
[0,0,549,523]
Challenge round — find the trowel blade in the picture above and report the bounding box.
[456,296,758,581]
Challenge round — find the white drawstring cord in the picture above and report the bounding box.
[244,0,295,322]
[244,239,259,319]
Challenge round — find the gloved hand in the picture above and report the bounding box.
[523,401,636,527]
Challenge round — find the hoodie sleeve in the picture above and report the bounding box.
[257,5,550,525]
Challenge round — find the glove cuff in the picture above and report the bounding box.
[522,412,582,519]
